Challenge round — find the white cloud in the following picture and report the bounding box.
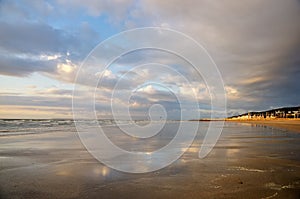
[1,0,300,118]
[40,54,61,61]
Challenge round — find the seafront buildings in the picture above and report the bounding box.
[228,106,300,120]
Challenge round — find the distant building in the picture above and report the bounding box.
[227,106,300,120]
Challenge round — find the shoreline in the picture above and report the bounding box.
[225,118,300,133]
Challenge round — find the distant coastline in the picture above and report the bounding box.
[224,106,300,133]
[189,106,300,133]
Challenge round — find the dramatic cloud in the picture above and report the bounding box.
[0,0,299,118]
[128,0,300,112]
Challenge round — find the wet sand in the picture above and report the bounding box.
[0,123,300,198]
[227,119,300,133]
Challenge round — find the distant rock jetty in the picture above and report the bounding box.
[227,106,300,120]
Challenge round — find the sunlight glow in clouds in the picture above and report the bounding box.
[57,61,76,74]
[0,0,300,118]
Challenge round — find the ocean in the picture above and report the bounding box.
[0,119,145,136]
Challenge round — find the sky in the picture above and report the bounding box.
[0,0,300,119]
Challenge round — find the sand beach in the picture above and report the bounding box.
[227,119,300,133]
[1,121,300,198]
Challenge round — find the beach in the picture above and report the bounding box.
[227,119,300,133]
[1,121,300,198]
